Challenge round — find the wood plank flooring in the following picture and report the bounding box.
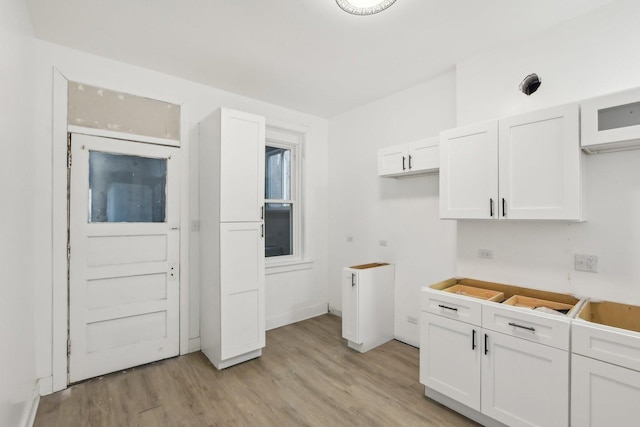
[35,314,479,426]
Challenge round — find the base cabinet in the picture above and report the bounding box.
[571,353,640,426]
[420,313,480,410]
[482,331,569,427]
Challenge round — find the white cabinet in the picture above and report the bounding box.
[420,313,481,410]
[199,108,266,369]
[571,354,640,427]
[482,330,569,427]
[581,87,640,153]
[440,103,583,221]
[571,300,640,426]
[378,137,438,177]
[420,279,576,427]
[342,263,394,353]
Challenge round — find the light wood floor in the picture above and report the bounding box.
[35,314,479,426]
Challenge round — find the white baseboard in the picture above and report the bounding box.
[22,384,40,427]
[266,302,328,330]
[37,376,53,396]
[187,337,201,353]
[328,306,342,317]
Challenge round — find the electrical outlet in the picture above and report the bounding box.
[575,254,598,273]
[478,249,493,259]
[379,240,388,247]
[407,316,418,325]
[346,236,353,243]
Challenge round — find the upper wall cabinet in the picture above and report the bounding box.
[440,103,583,221]
[581,87,640,153]
[378,137,439,178]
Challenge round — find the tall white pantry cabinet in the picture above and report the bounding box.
[199,108,266,369]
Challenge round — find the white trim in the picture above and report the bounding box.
[178,103,190,356]
[266,118,310,135]
[37,376,53,396]
[266,259,314,275]
[266,302,328,331]
[188,337,201,353]
[52,69,69,393]
[23,386,40,427]
[67,125,180,147]
[51,68,190,391]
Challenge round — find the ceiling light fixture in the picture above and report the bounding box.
[336,0,397,15]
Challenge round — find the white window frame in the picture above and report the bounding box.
[265,125,305,268]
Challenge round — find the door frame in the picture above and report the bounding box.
[51,69,191,392]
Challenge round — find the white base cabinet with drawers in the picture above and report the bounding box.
[571,301,640,426]
[420,279,577,427]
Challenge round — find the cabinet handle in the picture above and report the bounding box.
[261,206,264,220]
[472,329,476,350]
[490,198,494,217]
[438,304,458,312]
[484,334,489,355]
[408,154,412,170]
[351,273,356,287]
[261,224,264,238]
[502,198,506,217]
[402,156,406,170]
[508,322,536,333]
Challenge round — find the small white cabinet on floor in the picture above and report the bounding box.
[342,263,394,353]
[199,108,266,369]
[440,103,583,221]
[378,137,438,177]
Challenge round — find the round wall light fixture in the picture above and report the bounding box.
[336,0,397,15]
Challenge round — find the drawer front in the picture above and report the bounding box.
[482,305,570,350]
[572,321,640,371]
[421,289,482,326]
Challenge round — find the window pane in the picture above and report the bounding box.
[265,203,292,257]
[89,151,167,223]
[265,146,291,200]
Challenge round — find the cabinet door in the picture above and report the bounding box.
[220,109,265,222]
[420,313,481,411]
[482,331,568,427]
[499,103,581,220]
[571,354,640,427]
[220,222,265,360]
[378,144,408,176]
[342,269,359,343]
[407,137,438,174]
[440,121,498,219]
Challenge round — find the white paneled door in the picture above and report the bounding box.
[69,133,180,383]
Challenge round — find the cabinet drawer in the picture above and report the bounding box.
[482,304,570,350]
[572,320,640,371]
[421,289,482,326]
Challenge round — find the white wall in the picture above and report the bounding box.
[0,0,37,425]
[455,0,640,303]
[328,72,457,346]
[34,41,329,391]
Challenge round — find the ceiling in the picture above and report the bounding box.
[26,0,614,117]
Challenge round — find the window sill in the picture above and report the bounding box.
[266,258,313,275]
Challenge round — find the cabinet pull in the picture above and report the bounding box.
[408,154,412,170]
[351,273,356,287]
[260,206,264,220]
[484,334,489,355]
[472,329,476,350]
[402,156,406,170]
[502,198,506,217]
[490,198,494,217]
[508,322,536,333]
[261,224,264,238]
[438,304,458,312]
